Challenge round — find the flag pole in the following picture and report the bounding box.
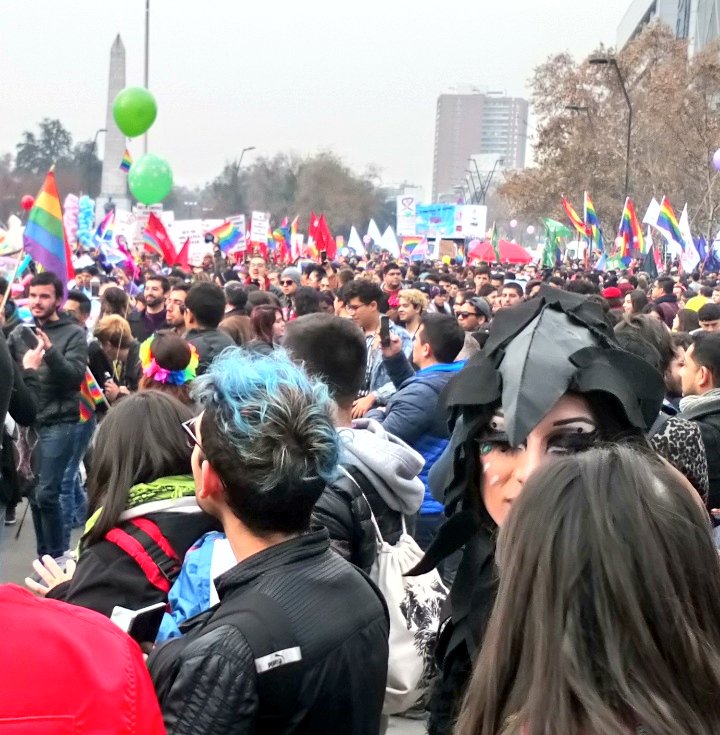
[0,249,26,314]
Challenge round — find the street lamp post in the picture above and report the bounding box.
[590,56,632,199]
[470,158,504,204]
[144,0,150,155]
[464,170,479,203]
[565,104,595,132]
[238,146,256,168]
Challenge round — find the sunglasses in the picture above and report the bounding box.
[280,280,296,286]
[456,312,477,319]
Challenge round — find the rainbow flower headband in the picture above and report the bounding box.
[139,335,199,385]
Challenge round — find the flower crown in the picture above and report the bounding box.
[139,335,199,386]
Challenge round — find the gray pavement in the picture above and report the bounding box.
[1,499,41,583]
[0,499,83,584]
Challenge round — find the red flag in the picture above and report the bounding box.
[175,238,190,270]
[317,214,336,259]
[143,212,177,265]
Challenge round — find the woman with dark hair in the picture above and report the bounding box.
[248,304,285,354]
[456,445,720,735]
[673,307,700,332]
[99,286,130,318]
[139,331,198,406]
[623,288,649,315]
[414,287,665,735]
[26,392,218,617]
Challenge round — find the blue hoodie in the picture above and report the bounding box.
[367,355,464,515]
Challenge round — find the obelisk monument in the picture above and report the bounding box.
[96,35,131,218]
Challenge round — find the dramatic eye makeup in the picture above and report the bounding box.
[545,417,598,454]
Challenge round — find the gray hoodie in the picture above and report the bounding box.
[337,418,425,515]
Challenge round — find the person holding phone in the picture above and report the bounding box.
[340,280,412,418]
[7,272,88,560]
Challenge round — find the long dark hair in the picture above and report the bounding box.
[84,391,194,546]
[251,305,282,344]
[456,445,720,735]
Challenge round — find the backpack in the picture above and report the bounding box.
[339,466,448,715]
[105,518,182,594]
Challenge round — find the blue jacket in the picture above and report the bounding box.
[156,531,232,642]
[367,354,464,515]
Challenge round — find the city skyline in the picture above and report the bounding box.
[2,0,631,198]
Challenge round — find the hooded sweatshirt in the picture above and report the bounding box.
[336,418,425,516]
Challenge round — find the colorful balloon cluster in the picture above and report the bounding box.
[63,194,79,249]
[77,195,96,249]
[113,86,173,206]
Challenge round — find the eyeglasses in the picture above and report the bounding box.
[456,312,477,319]
[280,280,296,286]
[345,303,366,314]
[181,416,202,452]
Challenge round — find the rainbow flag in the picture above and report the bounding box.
[208,221,241,252]
[119,148,133,172]
[618,197,644,262]
[79,367,106,423]
[657,196,685,250]
[584,192,601,246]
[143,227,163,259]
[401,236,422,256]
[23,168,74,283]
[562,196,591,237]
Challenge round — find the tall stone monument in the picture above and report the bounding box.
[96,35,131,218]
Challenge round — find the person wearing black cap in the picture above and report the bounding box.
[412,287,665,735]
[455,297,491,333]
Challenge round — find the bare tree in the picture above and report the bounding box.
[501,24,720,239]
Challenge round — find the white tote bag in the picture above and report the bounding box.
[339,468,448,715]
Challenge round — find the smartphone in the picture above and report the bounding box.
[111,601,167,644]
[90,279,101,298]
[320,250,327,263]
[379,315,391,348]
[20,326,39,349]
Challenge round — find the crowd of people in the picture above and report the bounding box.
[2,245,720,734]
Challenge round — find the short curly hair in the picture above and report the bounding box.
[398,288,429,312]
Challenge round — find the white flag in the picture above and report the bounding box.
[679,204,700,272]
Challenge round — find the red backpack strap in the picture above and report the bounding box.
[105,519,181,594]
[130,518,180,561]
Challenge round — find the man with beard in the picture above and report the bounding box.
[381,262,403,311]
[7,272,88,559]
[129,275,169,342]
[165,283,190,336]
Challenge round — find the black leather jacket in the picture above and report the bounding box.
[148,530,389,735]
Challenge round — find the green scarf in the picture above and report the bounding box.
[83,474,196,539]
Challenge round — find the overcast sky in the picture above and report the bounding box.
[2,0,630,195]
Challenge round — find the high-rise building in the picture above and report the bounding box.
[617,0,720,53]
[431,89,527,203]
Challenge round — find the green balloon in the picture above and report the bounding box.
[113,87,158,138]
[128,154,173,205]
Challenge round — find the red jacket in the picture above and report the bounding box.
[0,585,166,734]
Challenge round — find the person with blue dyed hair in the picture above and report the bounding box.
[148,348,389,735]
